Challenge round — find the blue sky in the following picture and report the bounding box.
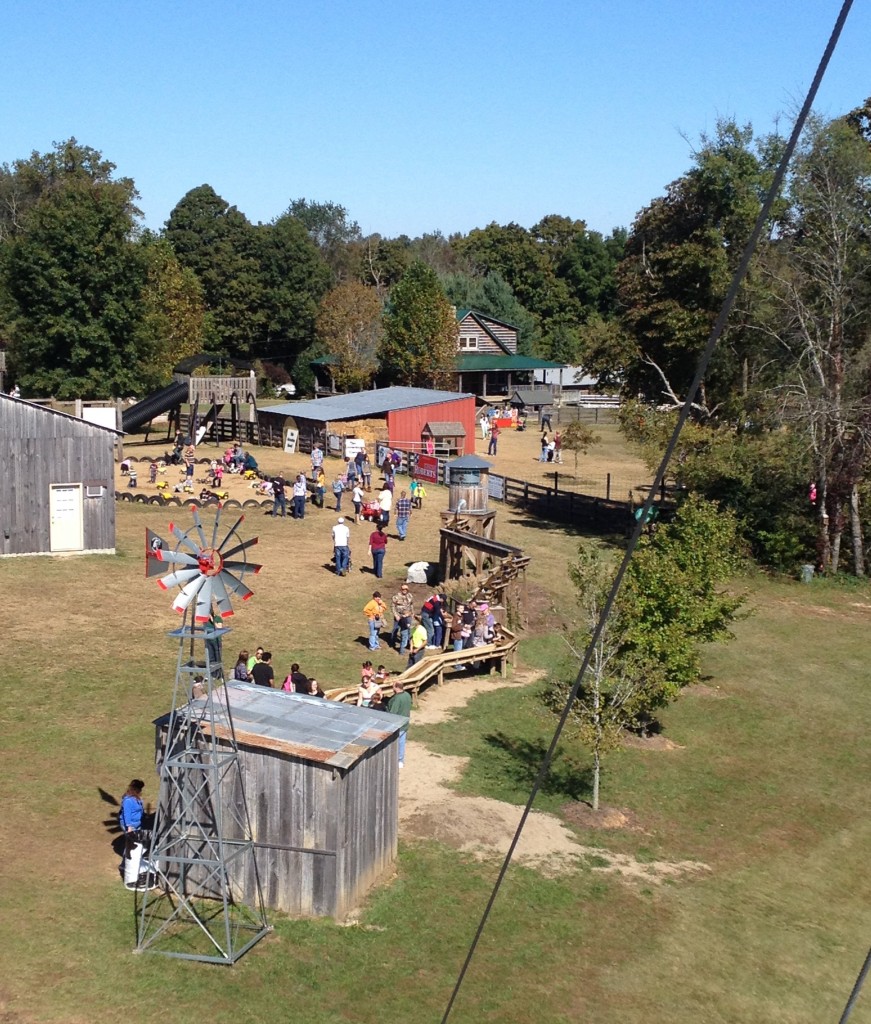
[3,1,867,239]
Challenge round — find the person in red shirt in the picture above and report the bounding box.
[368,523,388,578]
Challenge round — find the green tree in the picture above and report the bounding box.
[285,197,362,283]
[164,184,265,356]
[139,234,206,384]
[2,143,149,397]
[316,281,382,391]
[254,213,331,365]
[617,120,780,418]
[379,261,458,388]
[758,115,871,574]
[543,546,662,810]
[560,421,600,474]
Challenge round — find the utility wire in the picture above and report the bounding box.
[438,3,855,1021]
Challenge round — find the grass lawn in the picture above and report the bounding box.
[1,484,869,1022]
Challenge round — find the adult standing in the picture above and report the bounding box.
[119,779,145,835]
[361,453,372,490]
[395,490,413,540]
[272,473,286,518]
[368,523,388,578]
[233,650,252,681]
[539,432,549,462]
[407,616,428,667]
[488,424,500,456]
[251,651,275,687]
[332,517,351,576]
[390,583,414,654]
[345,456,359,491]
[420,593,440,647]
[387,680,412,767]
[311,443,324,474]
[363,591,387,651]
[553,431,563,464]
[378,486,393,527]
[541,408,553,431]
[292,474,307,519]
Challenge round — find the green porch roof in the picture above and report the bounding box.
[456,354,565,372]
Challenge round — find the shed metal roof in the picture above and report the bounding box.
[177,683,404,770]
[511,388,554,407]
[0,393,123,435]
[447,454,493,470]
[265,386,474,422]
[424,421,466,437]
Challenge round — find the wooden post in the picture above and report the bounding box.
[606,473,611,500]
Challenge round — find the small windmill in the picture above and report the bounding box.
[136,506,270,963]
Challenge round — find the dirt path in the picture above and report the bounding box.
[399,670,709,882]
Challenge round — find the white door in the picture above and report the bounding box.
[50,484,84,552]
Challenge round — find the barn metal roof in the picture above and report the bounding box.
[189,682,404,770]
[266,386,475,422]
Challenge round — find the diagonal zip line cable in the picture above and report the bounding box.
[439,3,855,1020]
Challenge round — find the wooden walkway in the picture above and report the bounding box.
[324,627,520,706]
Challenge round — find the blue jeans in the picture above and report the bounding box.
[396,516,409,539]
[391,619,410,653]
[372,549,384,578]
[368,618,381,650]
[421,611,434,645]
[273,494,286,517]
[408,648,424,667]
[432,619,444,648]
[334,546,350,575]
[488,438,497,455]
[397,731,407,765]
[293,494,305,518]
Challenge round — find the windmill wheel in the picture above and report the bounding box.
[146,505,262,621]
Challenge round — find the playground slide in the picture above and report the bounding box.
[121,381,190,434]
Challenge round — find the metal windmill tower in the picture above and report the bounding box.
[136,506,270,963]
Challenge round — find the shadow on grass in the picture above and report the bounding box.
[483,731,593,802]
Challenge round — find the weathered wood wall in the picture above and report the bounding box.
[0,398,116,556]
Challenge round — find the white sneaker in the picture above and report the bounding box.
[398,761,404,768]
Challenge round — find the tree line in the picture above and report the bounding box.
[2,98,870,574]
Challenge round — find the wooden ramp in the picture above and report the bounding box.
[325,627,520,706]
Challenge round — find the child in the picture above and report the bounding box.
[352,482,365,521]
[411,478,427,509]
[149,462,158,484]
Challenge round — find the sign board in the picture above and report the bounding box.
[82,406,118,431]
[488,474,505,500]
[284,429,299,454]
[344,436,367,460]
[414,454,439,485]
[327,433,342,454]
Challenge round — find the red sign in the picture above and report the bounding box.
[414,454,439,484]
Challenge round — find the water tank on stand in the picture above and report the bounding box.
[447,455,492,514]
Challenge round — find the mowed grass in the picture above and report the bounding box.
[1,487,870,1022]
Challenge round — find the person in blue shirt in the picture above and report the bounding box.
[119,779,145,834]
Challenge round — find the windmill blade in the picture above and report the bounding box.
[157,567,203,591]
[171,574,208,615]
[215,513,245,553]
[222,560,262,577]
[210,506,222,551]
[218,534,259,561]
[154,549,199,566]
[194,580,214,623]
[219,569,254,602]
[209,573,236,619]
[189,507,208,549]
[169,522,203,558]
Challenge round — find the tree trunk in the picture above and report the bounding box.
[831,503,843,576]
[850,483,865,576]
[591,743,600,812]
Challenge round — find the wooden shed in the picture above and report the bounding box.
[155,683,404,919]
[509,388,554,415]
[422,420,467,456]
[0,394,118,557]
